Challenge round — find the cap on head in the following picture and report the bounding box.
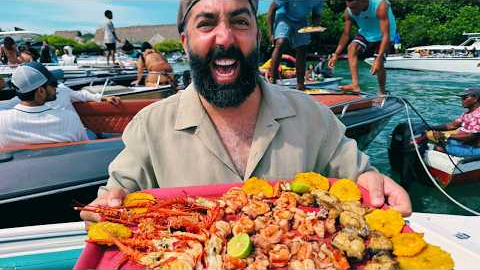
[457,87,480,98]
[11,62,57,94]
[177,0,259,34]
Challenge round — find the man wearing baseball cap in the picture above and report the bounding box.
[0,62,88,148]
[430,87,480,156]
[81,0,411,227]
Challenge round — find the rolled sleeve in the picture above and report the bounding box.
[99,114,157,196]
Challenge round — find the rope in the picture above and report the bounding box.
[398,97,480,216]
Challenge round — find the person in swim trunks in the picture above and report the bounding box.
[328,0,396,95]
[132,42,176,89]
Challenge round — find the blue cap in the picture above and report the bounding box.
[456,87,480,97]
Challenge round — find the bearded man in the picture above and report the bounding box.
[81,0,411,226]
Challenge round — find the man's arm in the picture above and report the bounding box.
[371,1,391,75]
[328,10,352,68]
[431,121,461,131]
[134,55,146,85]
[267,2,279,44]
[317,108,411,216]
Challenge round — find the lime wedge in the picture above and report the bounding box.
[290,181,311,194]
[227,233,252,259]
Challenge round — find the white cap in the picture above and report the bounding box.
[12,65,48,94]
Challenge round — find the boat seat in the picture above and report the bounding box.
[74,99,159,133]
[82,85,130,94]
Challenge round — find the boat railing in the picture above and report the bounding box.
[329,95,397,119]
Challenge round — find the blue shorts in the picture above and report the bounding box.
[445,139,480,157]
[274,14,310,49]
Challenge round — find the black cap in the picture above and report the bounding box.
[177,0,258,34]
[456,87,480,97]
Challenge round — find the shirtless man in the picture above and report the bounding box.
[132,42,175,88]
[328,0,396,95]
[0,37,22,65]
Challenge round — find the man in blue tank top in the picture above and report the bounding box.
[267,0,324,90]
[328,0,396,96]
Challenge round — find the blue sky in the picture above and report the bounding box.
[0,0,271,35]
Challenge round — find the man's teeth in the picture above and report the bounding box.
[214,58,236,66]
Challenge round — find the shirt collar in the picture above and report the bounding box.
[174,78,296,131]
[13,104,51,113]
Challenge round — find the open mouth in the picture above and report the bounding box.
[210,58,240,84]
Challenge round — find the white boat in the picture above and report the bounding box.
[365,33,480,73]
[0,213,477,269]
[0,30,41,44]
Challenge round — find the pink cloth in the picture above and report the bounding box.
[455,107,480,133]
[74,180,408,270]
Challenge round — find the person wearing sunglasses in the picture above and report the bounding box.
[429,87,480,157]
[328,0,396,96]
[0,62,88,148]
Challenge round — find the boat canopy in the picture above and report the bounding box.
[0,31,42,43]
[406,33,480,52]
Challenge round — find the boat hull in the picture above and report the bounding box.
[365,56,480,73]
[0,95,402,227]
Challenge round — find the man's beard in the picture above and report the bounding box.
[189,45,259,108]
[45,91,56,102]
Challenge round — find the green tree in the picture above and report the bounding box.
[154,39,183,53]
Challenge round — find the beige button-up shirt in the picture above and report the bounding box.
[100,80,374,194]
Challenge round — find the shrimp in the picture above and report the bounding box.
[259,225,283,244]
[298,193,315,207]
[242,199,270,219]
[206,235,224,270]
[210,220,231,240]
[232,216,255,235]
[246,253,269,270]
[223,188,248,214]
[268,244,290,268]
[275,192,298,210]
[223,254,247,270]
[254,216,270,231]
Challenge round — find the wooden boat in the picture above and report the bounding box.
[0,91,402,228]
[0,213,477,269]
[389,122,480,186]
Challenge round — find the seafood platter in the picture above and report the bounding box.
[74,173,454,270]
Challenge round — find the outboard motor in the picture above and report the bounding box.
[388,121,428,186]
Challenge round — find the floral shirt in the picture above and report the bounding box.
[455,107,480,133]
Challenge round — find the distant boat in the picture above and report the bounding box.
[365,33,480,73]
[0,30,41,44]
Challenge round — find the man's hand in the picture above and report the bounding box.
[370,58,382,75]
[432,131,447,143]
[328,54,338,69]
[79,188,127,229]
[357,171,412,216]
[102,96,121,105]
[270,34,275,46]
